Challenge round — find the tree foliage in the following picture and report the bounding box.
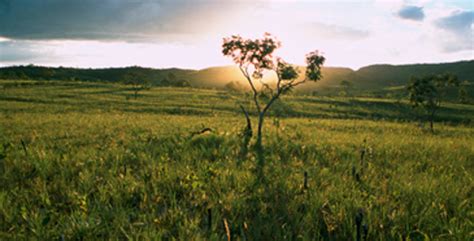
[122,71,150,99]
[458,81,469,104]
[407,73,459,132]
[339,80,353,97]
[0,65,193,87]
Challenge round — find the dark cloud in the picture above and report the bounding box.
[436,10,473,34]
[0,0,10,14]
[0,0,242,42]
[397,5,425,21]
[435,10,473,52]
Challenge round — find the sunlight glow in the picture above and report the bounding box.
[1,1,472,69]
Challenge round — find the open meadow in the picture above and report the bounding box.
[0,80,473,240]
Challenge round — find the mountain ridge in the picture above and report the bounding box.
[1,60,473,94]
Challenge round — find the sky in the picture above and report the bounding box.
[0,0,473,70]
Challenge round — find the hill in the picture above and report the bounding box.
[187,66,355,91]
[186,60,474,96]
[0,65,196,87]
[1,60,473,94]
[350,60,474,89]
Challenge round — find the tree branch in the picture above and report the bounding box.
[280,77,309,93]
[239,104,252,132]
[239,65,261,113]
[276,71,282,94]
[261,93,281,116]
[258,78,273,94]
[261,70,285,116]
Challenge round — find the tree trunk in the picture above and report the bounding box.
[430,109,435,133]
[255,113,265,176]
[430,116,434,133]
[238,105,253,162]
[254,94,280,178]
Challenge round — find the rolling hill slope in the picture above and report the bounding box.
[350,60,474,89]
[186,60,474,94]
[1,60,472,94]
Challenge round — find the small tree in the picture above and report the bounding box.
[339,80,353,98]
[224,81,243,92]
[122,72,149,99]
[407,73,459,132]
[222,33,325,169]
[458,80,469,104]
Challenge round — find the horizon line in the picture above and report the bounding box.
[1,59,473,72]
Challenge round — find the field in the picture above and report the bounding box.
[0,80,473,240]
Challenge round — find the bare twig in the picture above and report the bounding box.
[223,218,231,241]
[303,171,308,190]
[190,128,212,137]
[207,208,212,231]
[20,139,28,156]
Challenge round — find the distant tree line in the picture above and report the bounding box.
[0,65,192,88]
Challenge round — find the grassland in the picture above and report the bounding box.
[0,80,473,240]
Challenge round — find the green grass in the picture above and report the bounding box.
[0,80,473,240]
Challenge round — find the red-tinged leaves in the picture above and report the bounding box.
[222,34,280,71]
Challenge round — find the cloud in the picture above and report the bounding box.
[0,40,53,62]
[435,10,473,52]
[397,5,425,21]
[0,0,471,69]
[303,22,370,40]
[436,10,473,34]
[0,0,243,42]
[0,38,228,69]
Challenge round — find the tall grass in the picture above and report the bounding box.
[0,80,472,240]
